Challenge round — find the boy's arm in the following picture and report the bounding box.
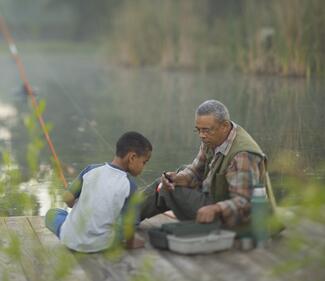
[63,176,82,208]
[63,164,102,208]
[117,176,144,248]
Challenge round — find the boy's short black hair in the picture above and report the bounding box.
[116,131,152,158]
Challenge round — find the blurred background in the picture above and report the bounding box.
[0,0,324,215]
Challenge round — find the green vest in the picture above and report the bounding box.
[203,126,266,202]
[202,126,282,236]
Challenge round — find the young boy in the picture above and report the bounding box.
[45,131,152,253]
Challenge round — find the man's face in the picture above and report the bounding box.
[195,114,228,148]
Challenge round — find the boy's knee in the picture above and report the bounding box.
[45,208,57,228]
[44,208,68,237]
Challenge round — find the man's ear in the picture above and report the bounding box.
[222,120,231,130]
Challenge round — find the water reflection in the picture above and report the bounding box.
[1,55,324,214]
[0,101,17,139]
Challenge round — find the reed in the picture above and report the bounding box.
[107,0,325,76]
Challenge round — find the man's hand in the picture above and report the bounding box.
[161,172,177,191]
[196,204,221,223]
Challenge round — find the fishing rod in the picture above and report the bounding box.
[0,16,68,188]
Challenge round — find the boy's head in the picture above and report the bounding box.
[115,131,152,176]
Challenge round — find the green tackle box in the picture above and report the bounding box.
[148,221,235,254]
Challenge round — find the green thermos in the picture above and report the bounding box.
[251,184,271,248]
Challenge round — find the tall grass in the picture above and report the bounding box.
[107,0,325,76]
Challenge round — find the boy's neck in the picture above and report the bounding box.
[111,156,128,172]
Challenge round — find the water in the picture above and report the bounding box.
[0,53,324,214]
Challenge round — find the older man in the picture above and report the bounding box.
[141,100,276,228]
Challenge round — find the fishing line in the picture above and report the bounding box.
[49,74,149,186]
[35,57,149,186]
[42,69,115,154]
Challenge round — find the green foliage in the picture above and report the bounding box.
[121,191,144,240]
[129,257,154,281]
[1,270,9,281]
[103,190,145,261]
[0,99,54,216]
[48,157,65,207]
[0,151,38,216]
[269,151,325,279]
[51,249,77,281]
[1,232,22,261]
[0,98,78,280]
[24,99,52,177]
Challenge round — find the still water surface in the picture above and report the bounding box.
[0,54,324,214]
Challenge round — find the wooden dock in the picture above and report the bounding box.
[0,214,324,281]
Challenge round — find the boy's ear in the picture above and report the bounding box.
[127,152,137,163]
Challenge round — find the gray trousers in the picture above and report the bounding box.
[140,178,214,221]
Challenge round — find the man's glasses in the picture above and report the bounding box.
[193,126,217,135]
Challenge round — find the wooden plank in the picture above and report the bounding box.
[259,221,325,281]
[75,239,189,281]
[76,250,159,281]
[27,216,91,281]
[4,215,322,281]
[73,215,189,281]
[207,249,290,281]
[75,248,144,281]
[294,218,325,240]
[26,215,187,281]
[139,216,203,280]
[152,250,220,281]
[4,216,49,281]
[244,250,292,280]
[0,217,28,281]
[128,248,190,281]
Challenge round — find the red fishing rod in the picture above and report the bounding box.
[0,16,68,188]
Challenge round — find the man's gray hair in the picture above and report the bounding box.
[196,100,230,122]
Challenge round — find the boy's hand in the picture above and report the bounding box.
[125,236,145,249]
[62,191,76,208]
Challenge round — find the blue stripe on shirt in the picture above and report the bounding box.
[68,163,106,199]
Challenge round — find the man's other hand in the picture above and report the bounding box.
[196,204,221,223]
